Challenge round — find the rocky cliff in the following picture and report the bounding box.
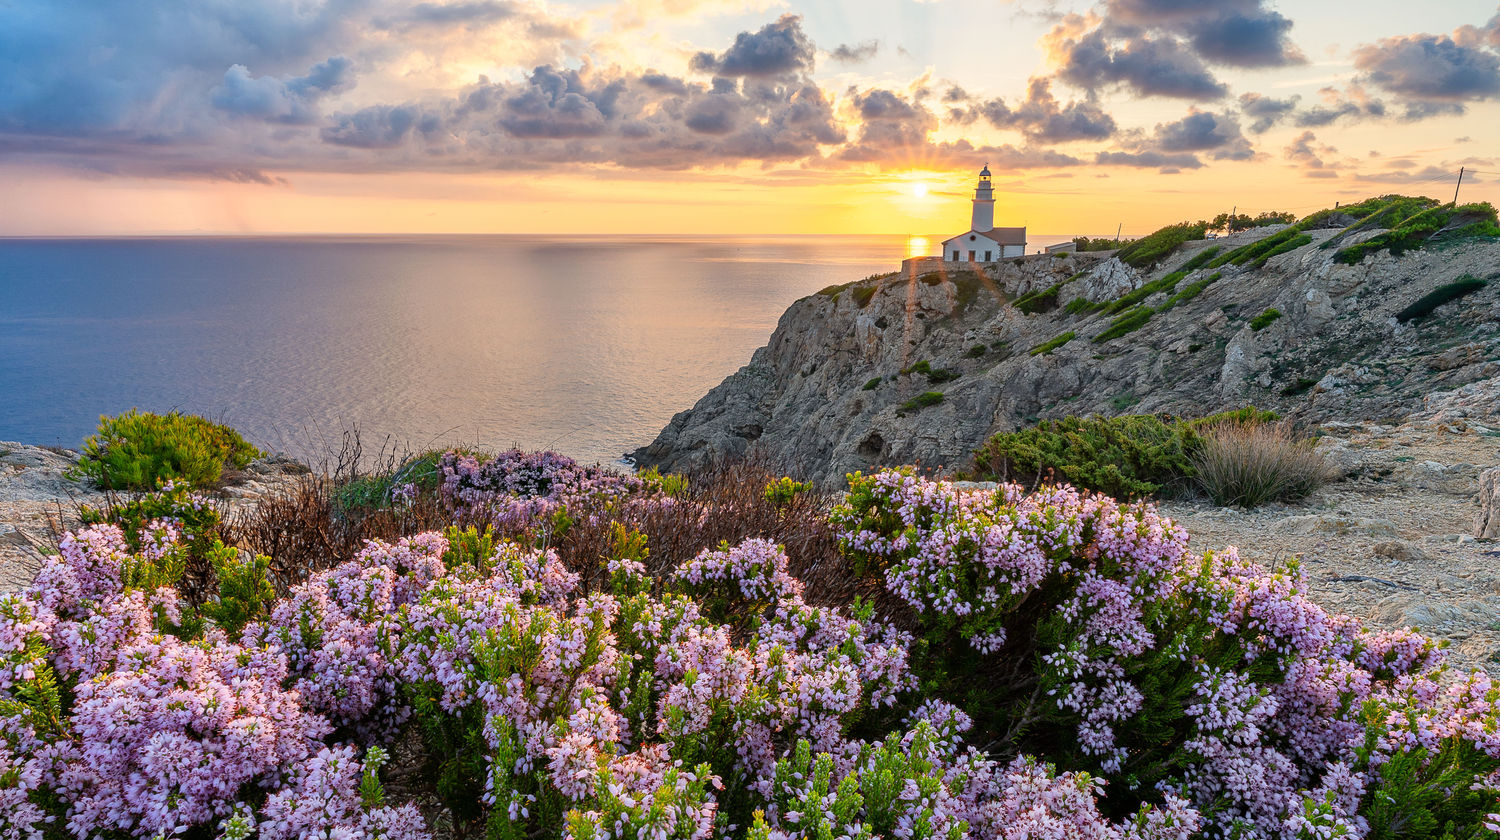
[634,225,1500,486]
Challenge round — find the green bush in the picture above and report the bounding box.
[965,345,987,358]
[1395,275,1487,322]
[1249,308,1282,330]
[1064,296,1103,315]
[852,286,878,307]
[862,377,882,391]
[1113,222,1208,268]
[1029,331,1076,355]
[335,449,451,511]
[1334,202,1499,264]
[1158,272,1222,312]
[897,392,945,414]
[901,360,958,384]
[969,408,1281,500]
[75,410,262,490]
[1071,236,1124,251]
[970,414,1192,498]
[1092,306,1154,343]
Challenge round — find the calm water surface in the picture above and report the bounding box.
[0,235,912,464]
[0,234,1075,465]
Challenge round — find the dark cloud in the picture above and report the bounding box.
[1353,33,1500,108]
[1104,0,1303,67]
[322,103,445,147]
[1153,110,1252,159]
[212,56,355,124]
[1290,85,1387,127]
[829,41,879,64]
[836,87,1082,170]
[973,77,1117,143]
[1051,25,1228,100]
[689,15,814,78]
[1095,150,1202,169]
[395,1,518,27]
[1238,92,1298,133]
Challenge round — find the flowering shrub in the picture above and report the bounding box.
[1,466,1496,839]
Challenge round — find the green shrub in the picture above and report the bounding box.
[1110,393,1141,411]
[969,414,1192,499]
[1395,275,1487,322]
[1158,272,1222,311]
[1029,331,1076,355]
[862,377,882,391]
[1071,236,1124,251]
[969,409,1281,500]
[1013,272,1083,315]
[763,476,813,509]
[75,410,261,490]
[1113,222,1207,268]
[1064,296,1102,315]
[199,543,276,634]
[1248,233,1310,268]
[1092,306,1153,343]
[1051,250,1070,258]
[901,360,958,383]
[1334,202,1499,264]
[852,286,878,307]
[965,345,986,358]
[1249,308,1282,330]
[897,392,945,414]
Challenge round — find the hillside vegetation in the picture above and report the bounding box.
[635,194,1500,486]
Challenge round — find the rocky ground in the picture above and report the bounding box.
[1159,380,1500,671]
[0,442,308,591]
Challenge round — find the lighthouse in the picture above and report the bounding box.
[939,164,1026,263]
[971,164,995,232]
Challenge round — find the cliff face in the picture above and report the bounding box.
[633,228,1500,486]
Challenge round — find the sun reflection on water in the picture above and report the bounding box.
[906,236,930,258]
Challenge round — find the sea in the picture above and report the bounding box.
[0,233,1077,467]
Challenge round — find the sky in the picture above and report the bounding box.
[1,0,1498,236]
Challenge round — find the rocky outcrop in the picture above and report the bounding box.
[1479,467,1500,539]
[635,229,1500,486]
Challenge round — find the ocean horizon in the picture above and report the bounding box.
[0,232,1082,466]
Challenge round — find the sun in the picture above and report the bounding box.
[909,181,929,199]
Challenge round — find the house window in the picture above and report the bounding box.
[984,250,992,261]
[968,250,976,261]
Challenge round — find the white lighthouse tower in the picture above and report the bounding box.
[971,164,995,232]
[939,164,1026,263]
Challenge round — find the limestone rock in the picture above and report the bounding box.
[633,235,1500,486]
[1478,467,1500,539]
[1077,258,1140,303]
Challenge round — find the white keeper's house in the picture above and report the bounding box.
[940,165,1026,263]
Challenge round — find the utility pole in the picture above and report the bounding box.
[1115,222,1122,242]
[1453,167,1465,205]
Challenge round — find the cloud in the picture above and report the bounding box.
[1104,0,1304,66]
[829,40,879,64]
[689,14,815,78]
[212,56,355,124]
[1238,92,1298,133]
[1047,20,1228,100]
[1353,32,1500,107]
[1094,150,1202,169]
[1283,130,1335,169]
[972,77,1117,142]
[1152,110,1253,160]
[381,1,520,29]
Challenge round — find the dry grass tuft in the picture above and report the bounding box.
[1191,421,1333,508]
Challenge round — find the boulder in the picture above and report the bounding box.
[1477,466,1500,539]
